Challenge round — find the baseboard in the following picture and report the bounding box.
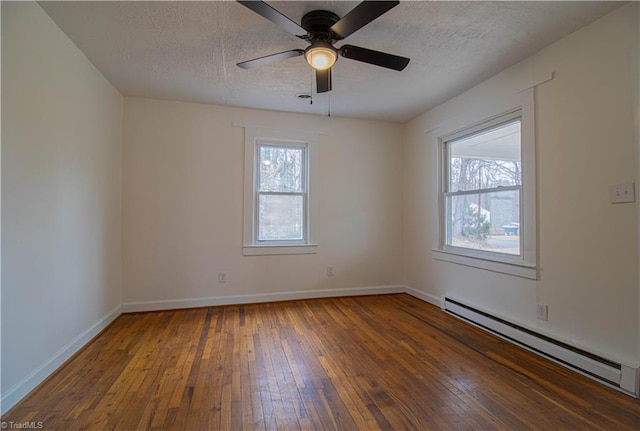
[404,286,443,308]
[1,305,122,415]
[122,285,406,313]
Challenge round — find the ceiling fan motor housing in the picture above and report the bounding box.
[301,10,341,43]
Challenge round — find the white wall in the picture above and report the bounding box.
[1,1,123,410]
[122,98,404,307]
[403,3,639,366]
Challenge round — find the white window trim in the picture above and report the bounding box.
[243,127,318,256]
[433,89,537,279]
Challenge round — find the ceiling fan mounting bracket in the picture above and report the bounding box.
[301,10,341,43]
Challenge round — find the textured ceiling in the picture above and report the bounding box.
[39,1,625,123]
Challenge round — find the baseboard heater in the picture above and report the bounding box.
[443,297,639,397]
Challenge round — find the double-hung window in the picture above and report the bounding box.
[242,127,318,255]
[255,142,307,243]
[435,90,537,279]
[444,114,522,255]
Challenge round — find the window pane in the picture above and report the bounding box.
[258,145,304,192]
[446,189,520,255]
[449,120,521,192]
[258,194,304,241]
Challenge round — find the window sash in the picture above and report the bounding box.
[444,187,522,257]
[255,191,307,244]
[445,117,522,194]
[256,143,307,194]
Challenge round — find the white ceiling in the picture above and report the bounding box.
[39,1,625,123]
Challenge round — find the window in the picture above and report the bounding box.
[256,143,307,243]
[243,127,318,255]
[445,115,522,255]
[434,90,537,279]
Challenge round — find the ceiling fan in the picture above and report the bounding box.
[236,1,410,93]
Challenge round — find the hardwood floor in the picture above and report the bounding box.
[3,294,640,430]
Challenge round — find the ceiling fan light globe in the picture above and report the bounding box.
[304,45,337,71]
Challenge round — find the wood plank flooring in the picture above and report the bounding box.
[3,294,640,430]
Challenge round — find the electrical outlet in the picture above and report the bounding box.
[327,265,335,277]
[218,272,227,283]
[536,304,548,321]
[609,182,635,204]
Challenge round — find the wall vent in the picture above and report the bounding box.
[443,297,639,397]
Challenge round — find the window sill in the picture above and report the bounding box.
[432,249,537,279]
[243,244,318,256]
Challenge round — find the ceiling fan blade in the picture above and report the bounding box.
[330,1,399,39]
[237,49,304,69]
[316,68,332,93]
[339,45,409,71]
[237,1,306,37]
